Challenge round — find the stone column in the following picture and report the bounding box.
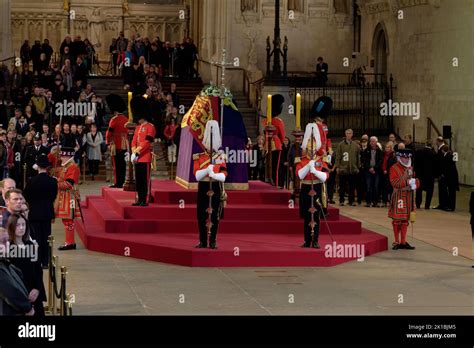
[0,0,12,61]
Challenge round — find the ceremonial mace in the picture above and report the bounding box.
[316,198,335,242]
[308,136,317,246]
[206,126,215,243]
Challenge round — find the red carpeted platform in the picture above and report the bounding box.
[76,181,387,267]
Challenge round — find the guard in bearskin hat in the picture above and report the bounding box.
[105,94,129,188]
[262,94,286,187]
[130,95,156,206]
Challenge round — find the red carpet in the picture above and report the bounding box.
[76,181,387,267]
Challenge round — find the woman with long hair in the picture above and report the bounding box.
[7,213,46,316]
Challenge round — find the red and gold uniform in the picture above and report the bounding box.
[193,151,228,248]
[262,94,286,186]
[106,113,128,187]
[388,151,420,249]
[52,154,81,249]
[131,121,156,205]
[295,123,329,248]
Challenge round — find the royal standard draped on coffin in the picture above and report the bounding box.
[176,86,249,190]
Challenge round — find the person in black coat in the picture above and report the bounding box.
[361,136,383,207]
[316,56,328,86]
[6,213,46,316]
[0,227,34,315]
[439,147,459,211]
[15,115,30,137]
[23,154,58,268]
[414,142,437,209]
[73,57,88,88]
[434,137,449,210]
[24,133,49,181]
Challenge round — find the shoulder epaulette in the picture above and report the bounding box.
[294,157,301,164]
[193,153,201,160]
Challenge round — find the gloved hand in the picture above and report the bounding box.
[314,169,328,183]
[310,166,318,175]
[309,160,316,168]
[408,178,417,190]
[131,153,138,163]
[207,164,214,175]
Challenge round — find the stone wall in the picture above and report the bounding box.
[197,0,355,91]
[358,0,474,185]
[10,0,189,65]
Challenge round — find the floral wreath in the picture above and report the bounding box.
[200,85,238,111]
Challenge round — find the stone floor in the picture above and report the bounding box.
[46,181,473,315]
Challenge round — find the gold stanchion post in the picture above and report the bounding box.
[51,255,58,316]
[60,266,67,316]
[45,235,54,314]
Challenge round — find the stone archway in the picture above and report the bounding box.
[372,22,389,84]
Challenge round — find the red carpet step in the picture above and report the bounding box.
[76,181,388,267]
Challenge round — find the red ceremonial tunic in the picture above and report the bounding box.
[262,117,285,151]
[131,122,156,163]
[388,162,420,220]
[106,114,129,151]
[295,155,329,184]
[53,161,81,220]
[193,152,228,179]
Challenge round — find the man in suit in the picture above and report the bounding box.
[23,154,58,268]
[440,147,459,211]
[434,136,449,210]
[24,133,49,181]
[316,56,329,86]
[414,141,436,209]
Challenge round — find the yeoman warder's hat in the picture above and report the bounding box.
[395,149,413,158]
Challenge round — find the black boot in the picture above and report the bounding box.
[58,243,76,251]
[195,242,207,248]
[312,241,320,249]
[301,242,311,248]
[209,241,218,249]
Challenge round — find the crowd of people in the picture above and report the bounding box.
[248,131,460,212]
[111,31,199,86]
[0,31,188,183]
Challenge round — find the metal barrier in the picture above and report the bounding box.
[44,235,73,316]
[289,78,395,137]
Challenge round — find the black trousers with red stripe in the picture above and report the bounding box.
[113,150,127,187]
[135,162,150,203]
[272,150,281,186]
